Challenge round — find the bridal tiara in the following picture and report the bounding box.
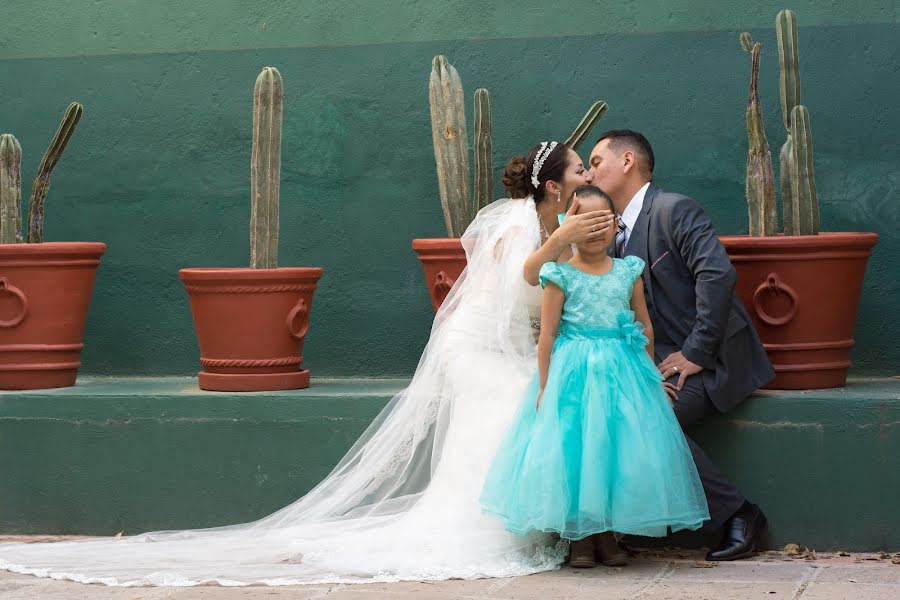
[531,141,559,188]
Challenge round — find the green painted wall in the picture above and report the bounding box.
[1,378,898,550]
[2,1,894,60]
[0,2,897,376]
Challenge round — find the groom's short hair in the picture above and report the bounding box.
[596,130,655,176]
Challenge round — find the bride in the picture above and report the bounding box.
[0,143,612,586]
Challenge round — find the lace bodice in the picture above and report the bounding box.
[539,256,645,330]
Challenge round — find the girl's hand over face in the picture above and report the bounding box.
[555,195,614,245]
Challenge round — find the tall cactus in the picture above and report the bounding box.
[776,9,801,235]
[250,66,283,269]
[775,9,820,236]
[740,33,777,237]
[473,88,493,214]
[565,101,609,151]
[429,55,471,237]
[789,105,819,234]
[428,56,609,235]
[0,134,23,244]
[26,102,83,243]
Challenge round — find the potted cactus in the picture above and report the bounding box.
[720,10,878,389]
[412,56,494,312]
[180,67,323,392]
[0,103,105,390]
[414,55,609,311]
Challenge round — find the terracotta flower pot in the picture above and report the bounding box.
[412,238,467,312]
[721,232,878,390]
[179,267,323,392]
[0,242,106,390]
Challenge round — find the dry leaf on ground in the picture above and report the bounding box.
[784,543,801,556]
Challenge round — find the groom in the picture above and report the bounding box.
[587,130,774,561]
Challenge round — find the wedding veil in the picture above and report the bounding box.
[0,197,561,586]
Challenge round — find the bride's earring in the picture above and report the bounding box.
[557,191,562,206]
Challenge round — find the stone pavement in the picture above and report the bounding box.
[0,545,898,600]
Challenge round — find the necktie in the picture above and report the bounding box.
[615,220,628,258]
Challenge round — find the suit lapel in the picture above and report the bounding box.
[624,184,658,304]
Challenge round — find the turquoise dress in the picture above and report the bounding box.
[480,256,709,540]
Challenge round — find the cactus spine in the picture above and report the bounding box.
[740,33,777,237]
[0,134,23,244]
[565,101,609,151]
[473,88,494,214]
[26,102,83,243]
[789,105,819,234]
[250,66,283,269]
[429,56,472,237]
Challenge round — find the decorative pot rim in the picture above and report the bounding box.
[411,239,466,260]
[412,238,464,249]
[0,241,106,256]
[720,231,878,250]
[179,267,323,283]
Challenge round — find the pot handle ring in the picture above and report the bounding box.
[433,271,455,307]
[0,277,28,328]
[752,273,799,327]
[286,298,310,340]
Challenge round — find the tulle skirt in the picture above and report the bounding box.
[481,325,710,540]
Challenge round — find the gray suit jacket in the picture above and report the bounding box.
[622,184,774,412]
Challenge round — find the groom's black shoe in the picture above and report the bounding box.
[706,502,767,561]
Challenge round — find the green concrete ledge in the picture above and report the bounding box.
[1,377,897,550]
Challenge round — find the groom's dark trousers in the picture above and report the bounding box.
[621,184,775,526]
[660,367,743,526]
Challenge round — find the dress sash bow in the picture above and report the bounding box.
[558,310,649,352]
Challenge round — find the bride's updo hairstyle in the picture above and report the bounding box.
[502,141,570,203]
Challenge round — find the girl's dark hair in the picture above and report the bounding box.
[501,142,570,203]
[573,184,614,211]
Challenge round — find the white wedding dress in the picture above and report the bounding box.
[0,197,567,586]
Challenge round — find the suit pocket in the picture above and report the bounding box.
[650,249,672,270]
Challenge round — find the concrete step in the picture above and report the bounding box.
[1,377,897,550]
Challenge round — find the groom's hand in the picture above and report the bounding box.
[659,351,703,390]
[663,382,679,405]
[556,195,614,245]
